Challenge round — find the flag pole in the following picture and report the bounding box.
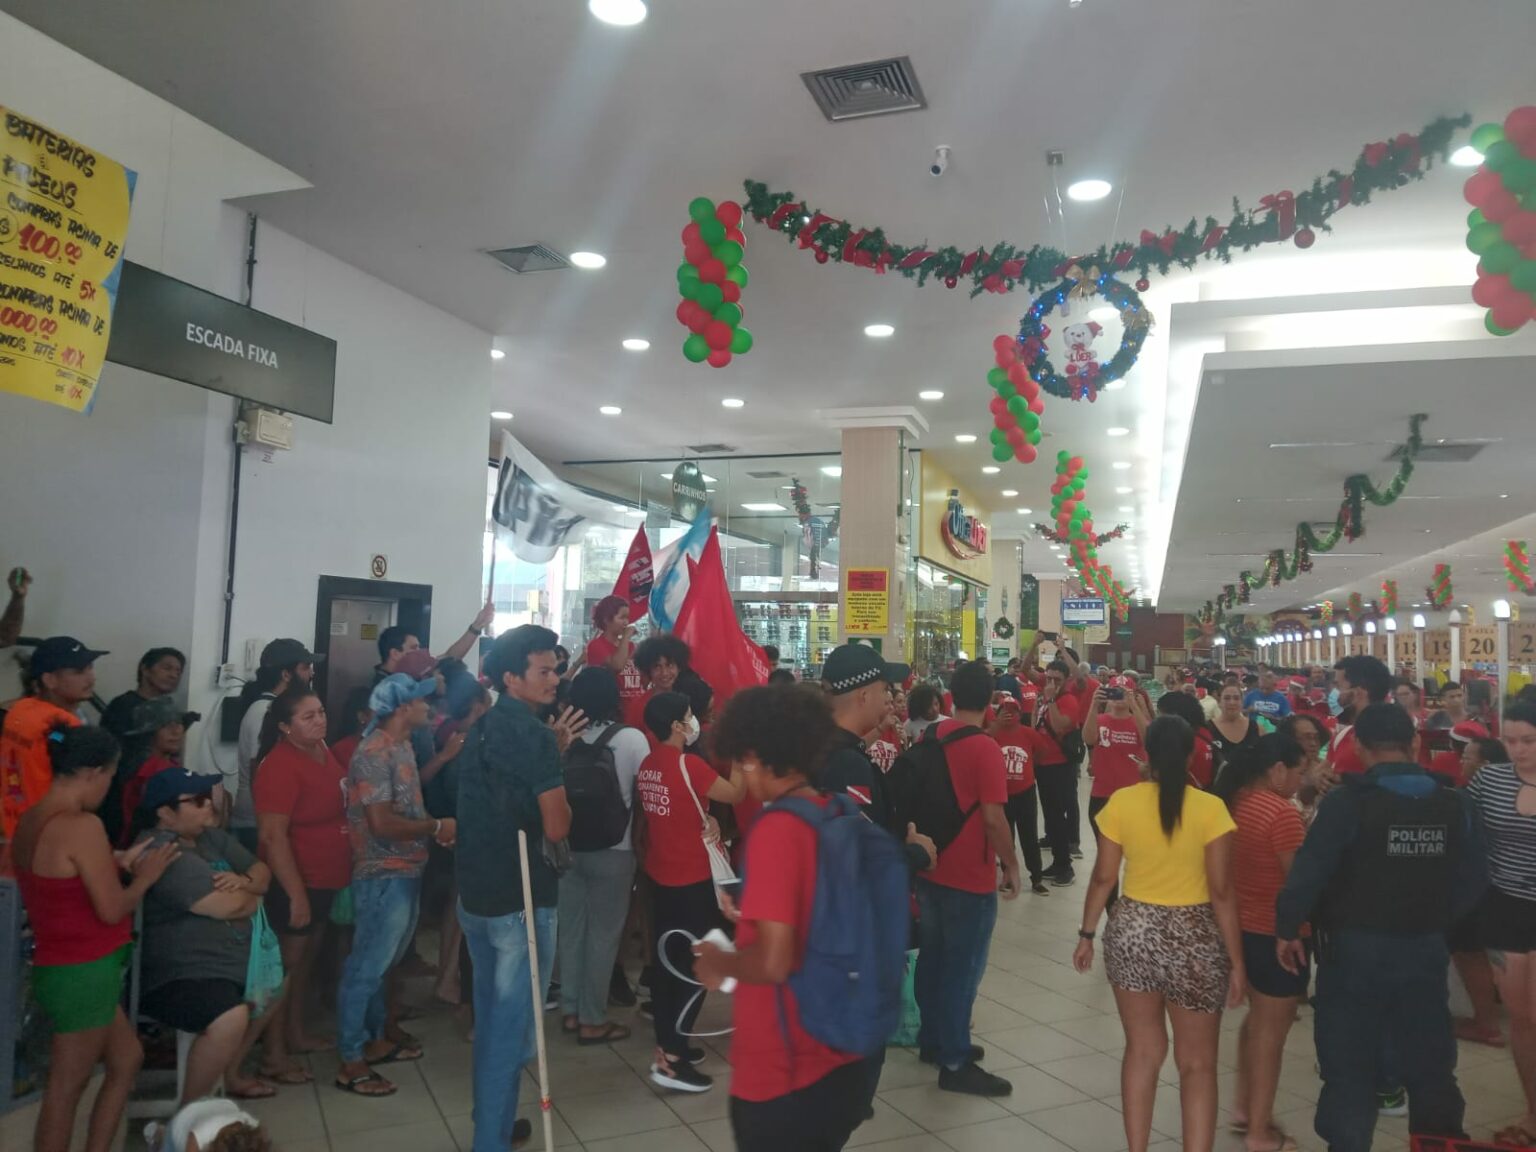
[517,829,556,1150]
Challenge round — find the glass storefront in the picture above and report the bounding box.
[909,559,989,676]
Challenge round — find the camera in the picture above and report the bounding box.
[1103,687,1124,700]
[929,145,951,178]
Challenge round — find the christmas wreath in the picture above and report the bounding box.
[1018,269,1151,402]
[993,616,1015,640]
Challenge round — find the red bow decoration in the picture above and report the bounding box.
[959,249,983,275]
[1336,175,1355,210]
[1001,258,1024,279]
[767,201,804,229]
[982,273,1007,293]
[796,212,835,248]
[1112,246,1136,268]
[1200,225,1226,253]
[897,249,933,270]
[1363,140,1390,167]
[1140,229,1178,256]
[1259,191,1297,240]
[1394,132,1421,172]
[841,229,868,263]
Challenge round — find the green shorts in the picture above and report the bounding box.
[32,944,130,1033]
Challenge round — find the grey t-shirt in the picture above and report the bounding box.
[138,827,256,993]
[233,694,274,828]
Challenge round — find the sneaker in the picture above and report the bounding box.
[650,1055,713,1093]
[1031,881,1051,895]
[1069,847,1084,860]
[1048,868,1076,887]
[1377,1087,1408,1116]
[686,1046,707,1064]
[543,981,561,1011]
[510,1117,533,1149]
[638,1000,654,1020]
[609,968,637,1009]
[938,1061,1013,1097]
[920,1044,984,1066]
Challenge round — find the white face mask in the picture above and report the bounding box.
[683,715,701,743]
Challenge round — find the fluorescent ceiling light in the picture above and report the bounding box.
[864,323,895,338]
[721,397,745,408]
[621,338,650,351]
[1112,461,1131,470]
[569,251,607,269]
[1104,379,1126,391]
[490,410,513,420]
[742,502,786,512]
[1001,489,1018,497]
[919,389,944,401]
[1018,507,1032,515]
[1089,307,1116,323]
[1106,427,1130,437]
[490,348,506,361]
[821,466,843,477]
[599,405,622,415]
[954,434,977,444]
[1118,505,1133,512]
[1450,145,1483,168]
[1115,486,1133,494]
[588,0,647,24]
[982,466,1001,475]
[1067,179,1112,201]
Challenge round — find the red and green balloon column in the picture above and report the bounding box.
[677,198,754,367]
[1049,451,1132,615]
[987,335,1045,464]
[1465,107,1536,335]
[1426,564,1454,610]
[1506,541,1535,596]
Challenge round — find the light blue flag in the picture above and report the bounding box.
[649,512,712,632]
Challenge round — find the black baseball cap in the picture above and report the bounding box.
[259,638,322,668]
[30,636,109,676]
[821,644,910,695]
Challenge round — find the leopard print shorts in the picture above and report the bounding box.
[1102,897,1231,1013]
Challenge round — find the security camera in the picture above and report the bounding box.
[929,145,951,177]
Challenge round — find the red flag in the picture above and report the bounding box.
[611,526,654,619]
[674,528,771,706]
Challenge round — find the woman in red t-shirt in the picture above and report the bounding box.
[636,691,745,1093]
[253,687,351,1081]
[586,595,649,730]
[696,684,868,1152]
[1212,732,1307,1152]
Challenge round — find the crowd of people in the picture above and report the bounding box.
[5,565,1536,1152]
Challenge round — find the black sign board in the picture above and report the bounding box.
[1019,574,1040,629]
[106,261,337,423]
[671,461,708,521]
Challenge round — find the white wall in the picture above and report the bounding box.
[0,15,492,758]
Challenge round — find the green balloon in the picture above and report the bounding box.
[688,197,716,224]
[1471,123,1506,153]
[1485,139,1520,172]
[1071,477,1085,491]
[992,443,1013,462]
[1070,517,1084,532]
[990,427,1009,445]
[987,367,1008,390]
[1510,261,1536,293]
[1078,468,1090,481]
[697,283,724,311]
[713,240,744,267]
[683,333,710,362]
[1007,395,1028,417]
[1022,411,1040,431]
[679,278,702,301]
[726,265,749,287]
[1057,450,1070,463]
[1468,208,1488,230]
[1028,428,1042,445]
[1468,221,1504,255]
[1484,242,1521,275]
[1486,312,1517,336]
[677,262,700,282]
[714,302,743,326]
[1503,157,1536,193]
[700,218,727,246]
[730,327,754,355]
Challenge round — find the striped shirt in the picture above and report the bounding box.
[1467,763,1536,901]
[1232,789,1307,935]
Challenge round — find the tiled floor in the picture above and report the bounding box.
[153,836,1532,1152]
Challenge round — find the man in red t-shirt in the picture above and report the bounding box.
[1081,677,1148,905]
[990,699,1045,894]
[1328,655,1392,776]
[914,661,1018,1098]
[1033,659,1084,885]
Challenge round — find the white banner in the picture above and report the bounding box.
[490,431,625,564]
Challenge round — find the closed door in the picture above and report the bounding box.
[326,598,396,738]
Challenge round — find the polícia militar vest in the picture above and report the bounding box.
[1319,779,1464,936]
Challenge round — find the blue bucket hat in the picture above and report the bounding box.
[364,673,438,736]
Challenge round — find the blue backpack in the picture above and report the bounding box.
[765,793,911,1056]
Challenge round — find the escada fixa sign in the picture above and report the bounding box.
[941,489,988,559]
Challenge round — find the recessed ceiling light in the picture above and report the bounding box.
[622,338,650,351]
[1067,179,1112,202]
[588,0,647,24]
[721,397,745,408]
[742,502,787,512]
[1112,461,1131,470]
[955,434,977,444]
[1089,307,1116,323]
[1500,493,1510,499]
[982,466,1001,475]
[1450,145,1484,168]
[821,466,843,477]
[490,410,513,420]
[1115,486,1133,494]
[1118,505,1134,512]
[1104,379,1126,391]
[569,251,607,269]
[490,348,506,361]
[599,405,622,415]
[1001,489,1018,497]
[864,323,895,338]
[1018,507,1032,515]
[1106,426,1130,437]
[919,389,945,401]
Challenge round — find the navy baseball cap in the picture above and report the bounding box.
[30,636,109,676]
[139,767,218,813]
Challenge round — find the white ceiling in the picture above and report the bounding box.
[9,0,1536,608]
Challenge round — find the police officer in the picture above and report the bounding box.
[1275,703,1487,1152]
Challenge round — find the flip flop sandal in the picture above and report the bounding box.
[1247,1132,1298,1152]
[334,1072,397,1097]
[227,1080,278,1100]
[1494,1124,1536,1148]
[258,1066,314,1086]
[366,1042,423,1066]
[577,1022,633,1046]
[1229,1120,1250,1134]
[562,1015,579,1034]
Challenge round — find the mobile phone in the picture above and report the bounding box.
[716,877,743,899]
[1103,687,1125,701]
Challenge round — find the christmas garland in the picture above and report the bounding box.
[742,114,1468,299]
[789,477,817,577]
[1034,522,1129,548]
[1198,414,1427,626]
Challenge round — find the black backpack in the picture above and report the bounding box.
[886,724,984,855]
[564,723,632,851]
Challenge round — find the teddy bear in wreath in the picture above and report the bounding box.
[1061,320,1103,401]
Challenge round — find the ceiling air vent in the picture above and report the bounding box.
[684,443,736,454]
[801,56,927,122]
[485,244,570,274]
[1386,440,1488,463]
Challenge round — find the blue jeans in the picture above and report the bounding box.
[459,901,557,1152]
[336,874,422,1062]
[1312,931,1464,1152]
[914,880,998,1069]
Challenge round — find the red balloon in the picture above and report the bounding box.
[1504,211,1536,247]
[1007,364,1029,388]
[1506,106,1536,152]
[989,396,1007,415]
[1485,187,1522,224]
[682,222,703,246]
[676,300,695,327]
[1006,426,1026,446]
[995,343,1017,367]
[698,259,727,285]
[1016,444,1038,464]
[707,349,732,368]
[1465,169,1503,208]
[705,321,734,350]
[1069,456,1084,472]
[1082,520,1094,536]
[716,201,744,228]
[727,228,747,246]
[1492,300,1530,331]
[1029,397,1046,415]
[685,240,712,266]
[687,308,711,335]
[720,281,742,304]
[1473,275,1512,308]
